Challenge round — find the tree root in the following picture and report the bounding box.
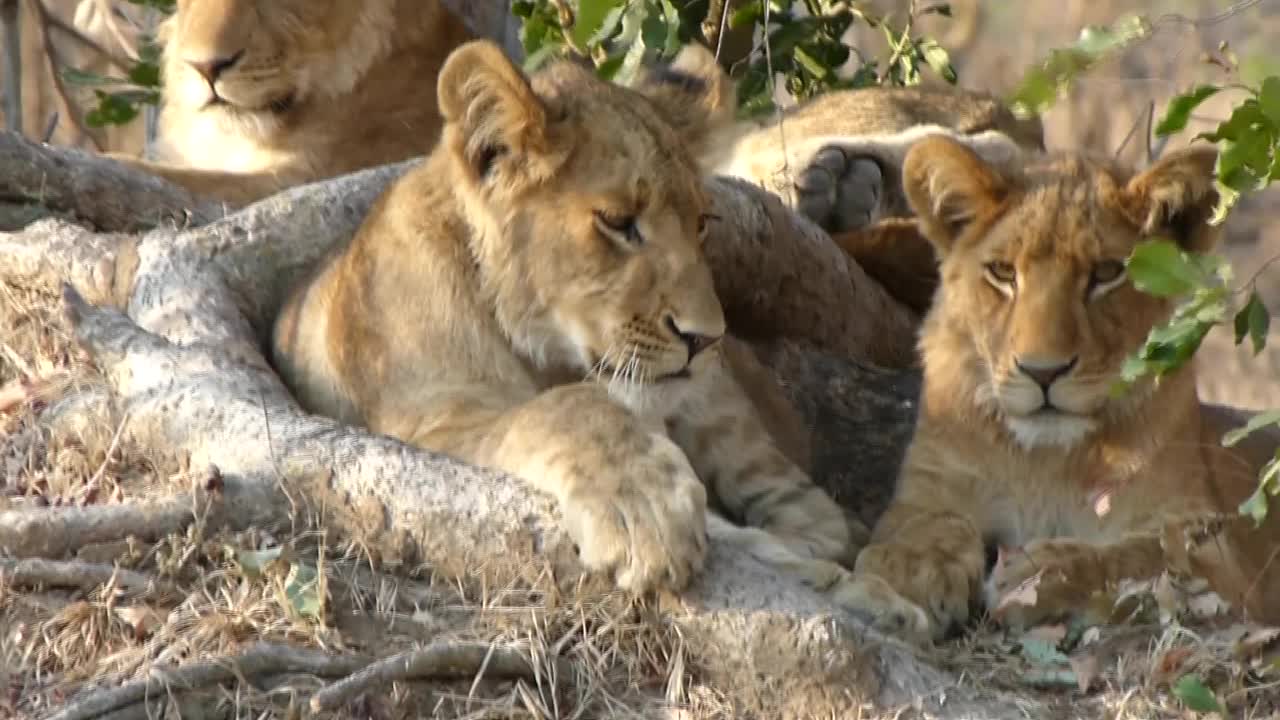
[0,557,171,596]
[309,642,573,713]
[0,140,1036,715]
[48,642,372,720]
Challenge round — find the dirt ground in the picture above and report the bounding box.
[3,1,1280,718]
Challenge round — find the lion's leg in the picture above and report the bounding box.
[379,382,711,594]
[103,152,289,207]
[664,350,854,564]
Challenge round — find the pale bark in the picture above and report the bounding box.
[0,142,1033,716]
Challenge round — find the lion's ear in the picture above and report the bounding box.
[631,43,736,159]
[437,40,556,182]
[902,134,1009,255]
[1120,145,1222,254]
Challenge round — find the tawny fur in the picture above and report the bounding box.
[106,0,473,206]
[271,40,866,601]
[837,136,1280,643]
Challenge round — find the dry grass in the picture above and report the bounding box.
[3,280,1279,720]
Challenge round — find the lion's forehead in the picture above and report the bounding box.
[984,177,1140,265]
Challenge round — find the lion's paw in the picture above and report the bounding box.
[793,145,884,233]
[830,573,933,645]
[560,434,709,593]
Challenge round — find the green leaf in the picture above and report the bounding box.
[1234,291,1271,354]
[1222,409,1280,447]
[573,0,626,48]
[281,561,324,621]
[127,61,161,88]
[1240,483,1270,526]
[1260,76,1280,127]
[60,67,129,87]
[1006,15,1150,117]
[1172,674,1223,713]
[918,39,957,84]
[587,4,628,47]
[1126,240,1203,298]
[233,546,284,579]
[85,91,141,128]
[1155,85,1221,136]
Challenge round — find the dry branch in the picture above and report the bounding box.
[309,642,572,713]
[0,143,1034,716]
[0,130,224,232]
[0,557,167,594]
[48,641,372,720]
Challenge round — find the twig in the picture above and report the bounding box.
[45,10,131,72]
[48,642,372,720]
[0,557,168,595]
[1,0,21,134]
[0,482,220,559]
[309,642,573,713]
[25,0,102,151]
[703,0,728,53]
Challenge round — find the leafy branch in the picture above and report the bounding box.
[512,0,960,118]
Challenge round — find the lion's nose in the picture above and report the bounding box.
[187,50,244,84]
[1015,356,1078,391]
[665,316,721,360]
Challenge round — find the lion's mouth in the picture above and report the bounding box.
[590,361,691,384]
[203,91,296,115]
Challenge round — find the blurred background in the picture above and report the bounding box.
[2,0,1277,406]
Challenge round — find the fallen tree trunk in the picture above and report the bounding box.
[0,145,1033,716]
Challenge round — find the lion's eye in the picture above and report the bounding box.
[984,261,1016,285]
[593,211,641,246]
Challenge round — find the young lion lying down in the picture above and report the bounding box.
[839,135,1280,643]
[271,40,867,601]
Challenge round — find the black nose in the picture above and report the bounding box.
[1015,356,1078,391]
[666,316,720,360]
[187,50,244,84]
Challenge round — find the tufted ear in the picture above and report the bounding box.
[1119,145,1222,254]
[902,134,1009,255]
[437,40,558,184]
[631,43,736,161]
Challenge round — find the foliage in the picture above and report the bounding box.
[60,0,172,128]
[1099,51,1280,525]
[1007,14,1152,118]
[512,0,959,118]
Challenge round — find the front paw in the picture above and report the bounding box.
[854,542,977,640]
[792,145,884,233]
[561,434,709,593]
[986,540,1101,630]
[829,572,933,645]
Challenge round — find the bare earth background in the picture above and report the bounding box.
[2,1,1279,719]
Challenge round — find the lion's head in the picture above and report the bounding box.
[434,41,737,390]
[160,0,395,127]
[903,135,1221,449]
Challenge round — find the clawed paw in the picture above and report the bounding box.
[793,145,884,233]
[561,434,709,593]
[829,573,933,646]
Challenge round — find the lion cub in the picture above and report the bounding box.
[838,136,1280,643]
[271,40,862,599]
[107,0,472,207]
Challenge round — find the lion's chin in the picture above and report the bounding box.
[1004,410,1098,451]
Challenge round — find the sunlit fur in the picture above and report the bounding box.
[108,0,472,205]
[834,135,1280,643]
[271,41,858,602]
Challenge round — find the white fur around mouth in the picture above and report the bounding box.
[1005,410,1097,450]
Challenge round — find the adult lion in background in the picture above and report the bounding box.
[105,0,472,207]
[271,39,880,604]
[834,135,1280,644]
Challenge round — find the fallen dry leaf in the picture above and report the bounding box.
[113,606,167,640]
[0,379,31,414]
[1233,626,1280,659]
[995,571,1043,614]
[1153,645,1194,682]
[1069,653,1101,692]
[1026,624,1068,644]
